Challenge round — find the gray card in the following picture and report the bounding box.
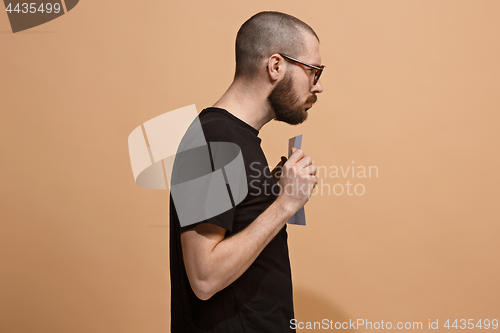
[287,135,306,226]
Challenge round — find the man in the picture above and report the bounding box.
[169,11,324,332]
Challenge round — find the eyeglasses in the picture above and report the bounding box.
[279,53,325,85]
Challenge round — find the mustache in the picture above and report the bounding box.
[306,94,317,104]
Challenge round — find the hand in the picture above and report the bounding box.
[278,147,318,212]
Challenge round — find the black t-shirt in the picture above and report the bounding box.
[169,107,295,333]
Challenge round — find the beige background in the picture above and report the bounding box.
[1,1,499,332]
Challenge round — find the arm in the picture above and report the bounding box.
[181,148,318,300]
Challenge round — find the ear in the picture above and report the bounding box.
[266,54,285,82]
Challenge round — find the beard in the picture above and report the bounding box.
[267,72,317,125]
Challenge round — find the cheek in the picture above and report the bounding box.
[292,79,308,95]
[299,76,312,94]
[297,84,310,102]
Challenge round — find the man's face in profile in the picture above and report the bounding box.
[268,31,323,125]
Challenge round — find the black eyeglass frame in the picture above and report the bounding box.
[279,53,325,85]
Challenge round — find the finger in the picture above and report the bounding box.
[305,164,317,175]
[286,148,305,164]
[295,155,312,168]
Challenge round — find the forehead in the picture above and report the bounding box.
[301,31,321,66]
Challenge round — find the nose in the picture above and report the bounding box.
[311,79,323,94]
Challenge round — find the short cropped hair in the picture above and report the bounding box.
[234,11,319,80]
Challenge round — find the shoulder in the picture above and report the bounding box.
[199,109,241,142]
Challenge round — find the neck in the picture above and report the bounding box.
[213,78,275,131]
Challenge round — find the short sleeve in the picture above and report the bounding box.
[174,117,237,233]
[179,198,235,233]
